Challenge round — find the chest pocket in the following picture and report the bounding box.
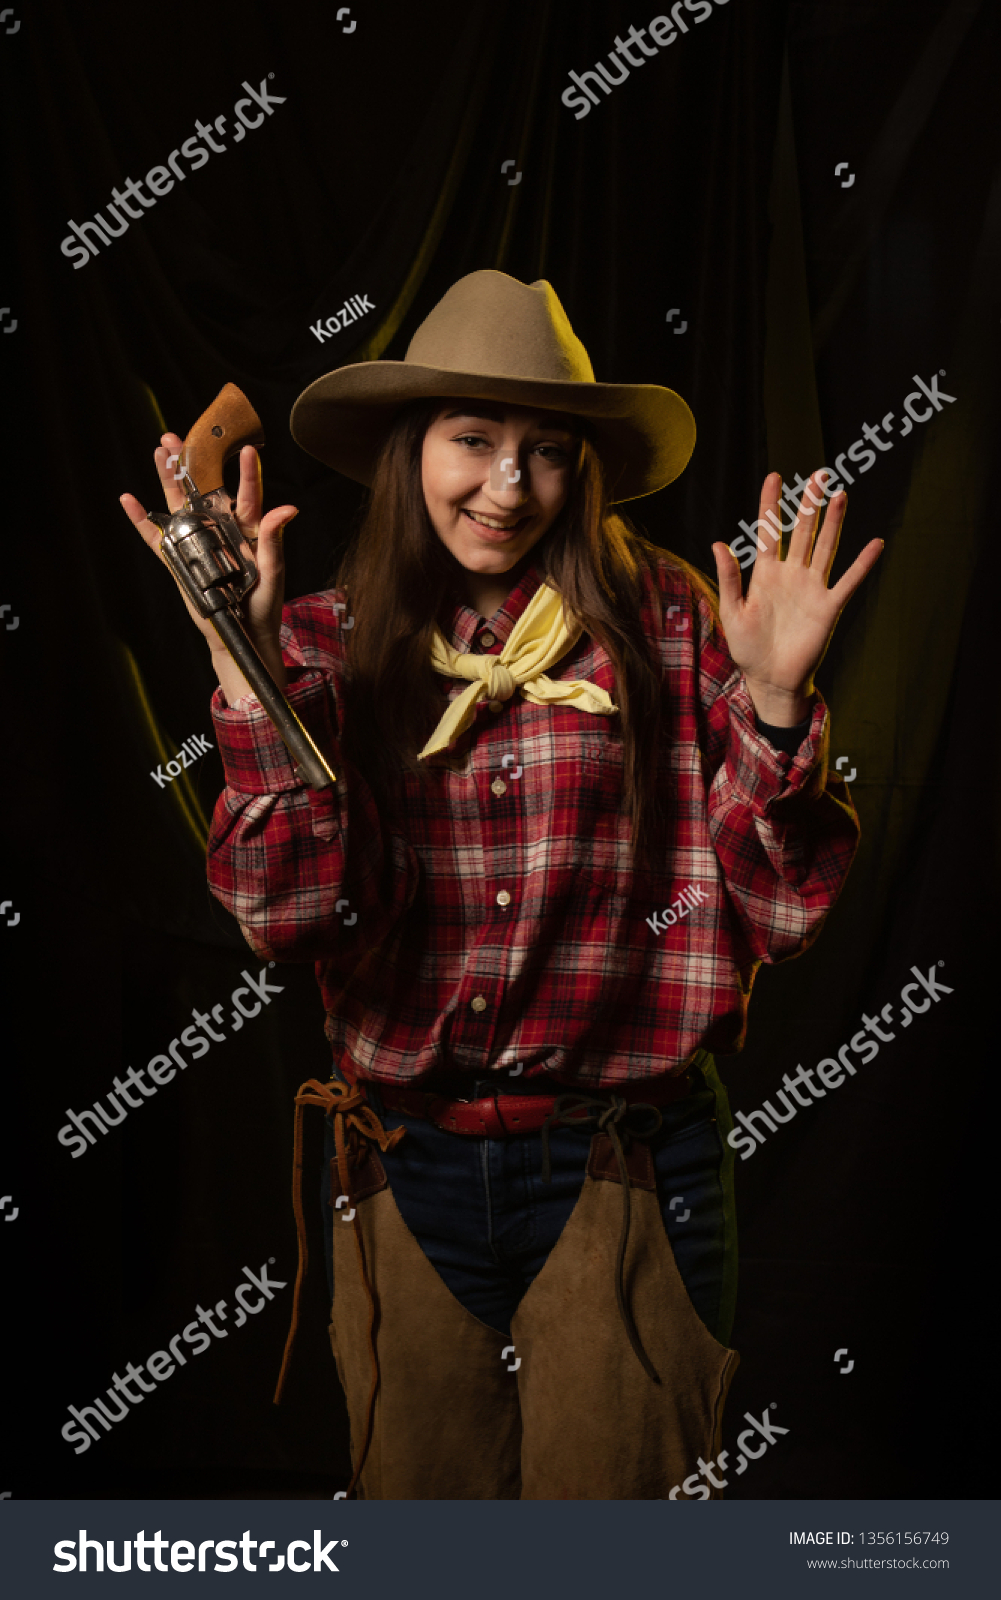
[569,729,678,900]
[570,733,629,896]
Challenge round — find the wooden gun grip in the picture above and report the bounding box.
[180,383,266,494]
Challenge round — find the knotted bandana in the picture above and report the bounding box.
[419,580,618,760]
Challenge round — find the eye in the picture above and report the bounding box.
[452,433,490,449]
[534,443,569,461]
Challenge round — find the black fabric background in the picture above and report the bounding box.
[1,0,997,1497]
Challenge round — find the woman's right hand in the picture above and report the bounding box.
[120,431,298,704]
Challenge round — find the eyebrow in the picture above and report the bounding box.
[441,407,577,434]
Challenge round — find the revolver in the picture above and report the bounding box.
[148,383,336,790]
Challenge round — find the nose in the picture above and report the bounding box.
[487,447,530,505]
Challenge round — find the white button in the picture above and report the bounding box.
[491,777,507,797]
[496,889,511,907]
[480,631,496,648]
[471,995,487,1013]
[487,699,504,713]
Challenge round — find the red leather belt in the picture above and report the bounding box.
[379,1072,691,1138]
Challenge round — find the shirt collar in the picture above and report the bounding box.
[443,558,546,652]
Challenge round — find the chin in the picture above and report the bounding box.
[456,544,523,574]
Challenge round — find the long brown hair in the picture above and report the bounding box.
[334,398,716,871]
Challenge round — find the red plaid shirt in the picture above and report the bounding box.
[207,555,859,1088]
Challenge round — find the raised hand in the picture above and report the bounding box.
[710,470,883,726]
[120,432,298,703]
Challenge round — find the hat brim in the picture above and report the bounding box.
[289,361,695,503]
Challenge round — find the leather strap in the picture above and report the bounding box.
[273,1077,406,1500]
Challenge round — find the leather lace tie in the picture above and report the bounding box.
[539,1093,664,1383]
[273,1077,406,1499]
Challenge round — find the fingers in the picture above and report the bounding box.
[745,469,871,615]
[257,503,297,543]
[119,490,214,637]
[256,505,296,584]
[828,538,883,612]
[234,444,264,531]
[753,472,784,565]
[813,489,848,583]
[121,448,298,650]
[119,492,167,559]
[155,432,188,513]
[124,429,187,541]
[710,541,744,614]
[785,470,828,565]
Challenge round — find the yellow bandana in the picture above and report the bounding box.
[419,581,618,760]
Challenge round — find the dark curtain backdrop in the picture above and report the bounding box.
[1,0,998,1497]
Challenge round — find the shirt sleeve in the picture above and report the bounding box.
[205,642,420,967]
[696,591,860,965]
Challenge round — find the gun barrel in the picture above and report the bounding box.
[210,609,337,790]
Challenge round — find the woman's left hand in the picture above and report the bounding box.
[710,470,883,726]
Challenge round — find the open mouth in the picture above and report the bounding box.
[461,509,532,535]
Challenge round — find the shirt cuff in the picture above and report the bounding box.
[725,677,830,815]
[210,667,339,795]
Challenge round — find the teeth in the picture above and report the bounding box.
[465,509,523,530]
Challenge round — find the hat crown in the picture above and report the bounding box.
[405,270,596,385]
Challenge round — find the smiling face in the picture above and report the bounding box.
[421,401,579,584]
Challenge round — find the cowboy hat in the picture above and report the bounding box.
[290,270,695,502]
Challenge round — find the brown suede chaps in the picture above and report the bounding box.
[327,1134,739,1500]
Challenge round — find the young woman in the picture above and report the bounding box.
[121,270,880,1500]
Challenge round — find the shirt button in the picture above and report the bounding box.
[480,630,496,649]
[487,699,504,713]
[471,995,487,1013]
[496,889,511,907]
[491,777,507,797]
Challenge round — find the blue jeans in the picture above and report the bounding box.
[321,1054,737,1347]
